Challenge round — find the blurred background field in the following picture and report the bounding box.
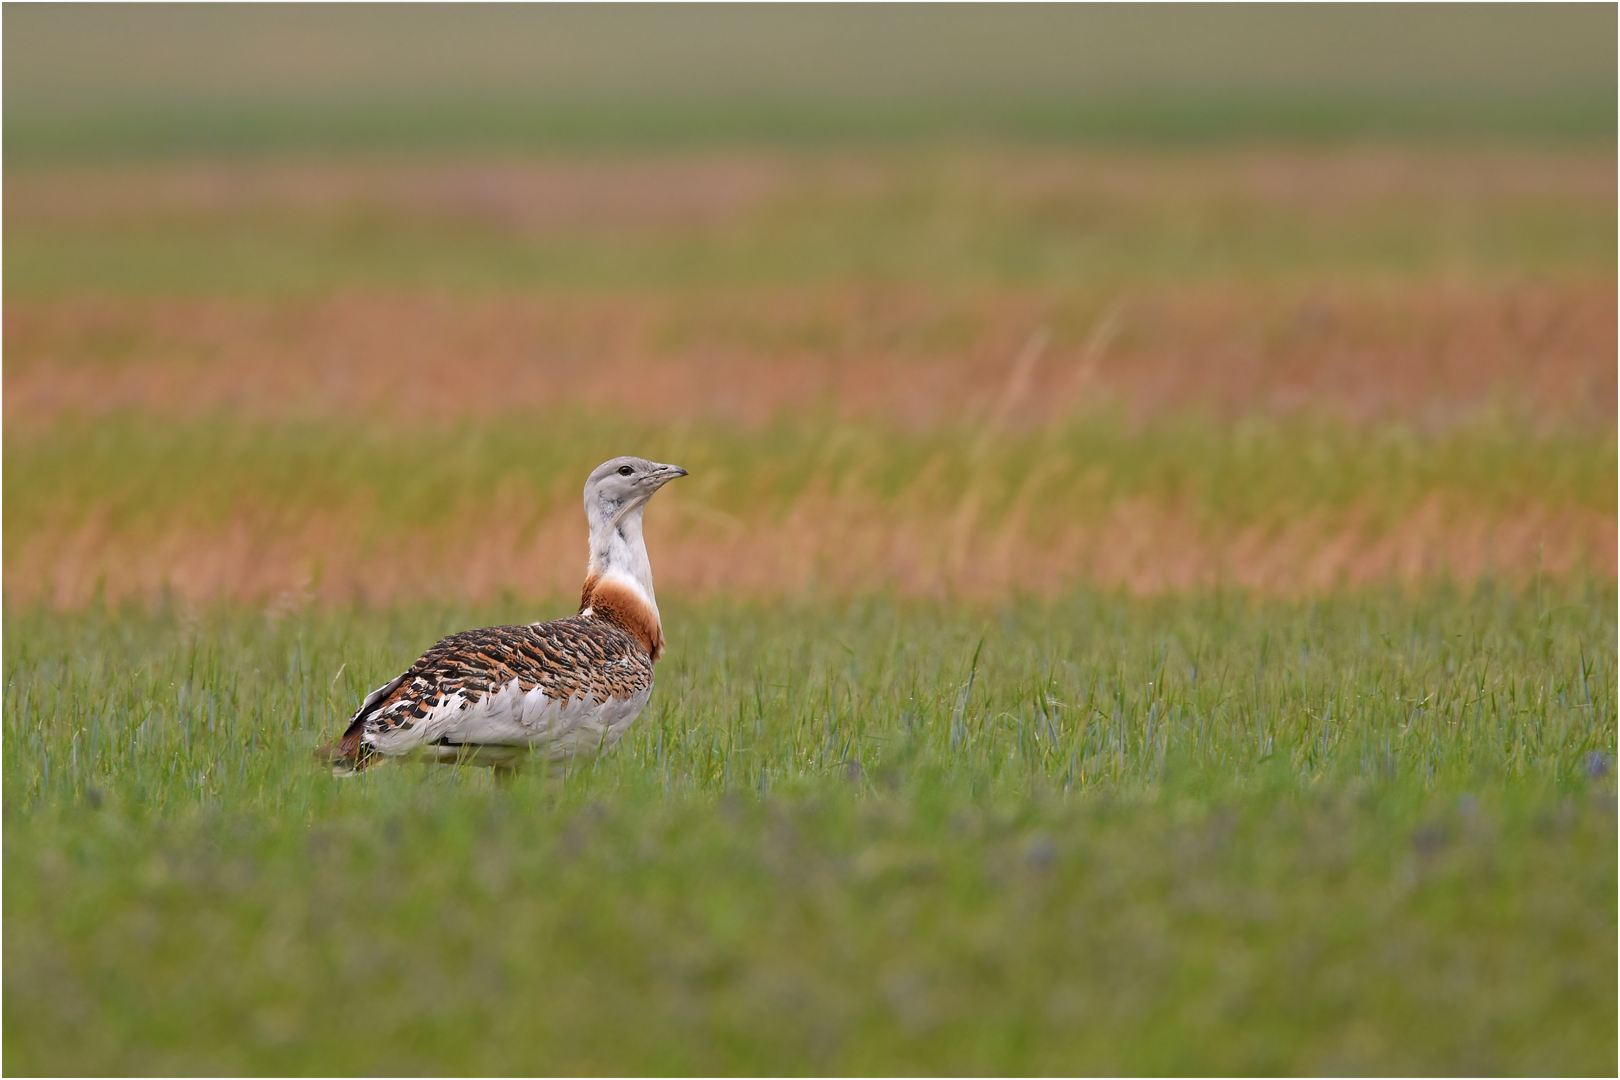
[7,148,1615,606]
[4,5,1616,1074]
[5,4,1615,153]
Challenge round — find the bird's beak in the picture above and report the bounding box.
[654,463,688,485]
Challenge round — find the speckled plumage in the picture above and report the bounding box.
[317,456,685,775]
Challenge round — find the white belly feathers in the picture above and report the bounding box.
[364,679,654,762]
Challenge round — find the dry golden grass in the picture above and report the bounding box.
[6,281,1613,429]
[6,480,1611,611]
[5,147,1613,606]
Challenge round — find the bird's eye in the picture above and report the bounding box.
[618,465,634,476]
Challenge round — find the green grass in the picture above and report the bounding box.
[8,412,1615,543]
[10,95,1617,164]
[8,147,1614,296]
[6,5,1615,160]
[5,587,1615,1072]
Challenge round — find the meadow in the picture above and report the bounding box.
[4,74,1617,1075]
[6,586,1616,1074]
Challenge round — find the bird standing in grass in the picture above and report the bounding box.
[317,456,687,775]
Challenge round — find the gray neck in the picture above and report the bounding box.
[587,501,659,615]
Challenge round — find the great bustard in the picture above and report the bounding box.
[317,456,686,775]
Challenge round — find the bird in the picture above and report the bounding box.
[316,456,687,776]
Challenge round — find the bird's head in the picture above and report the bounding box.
[584,456,688,532]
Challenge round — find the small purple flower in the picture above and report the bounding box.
[1585,752,1611,780]
[1024,834,1056,871]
